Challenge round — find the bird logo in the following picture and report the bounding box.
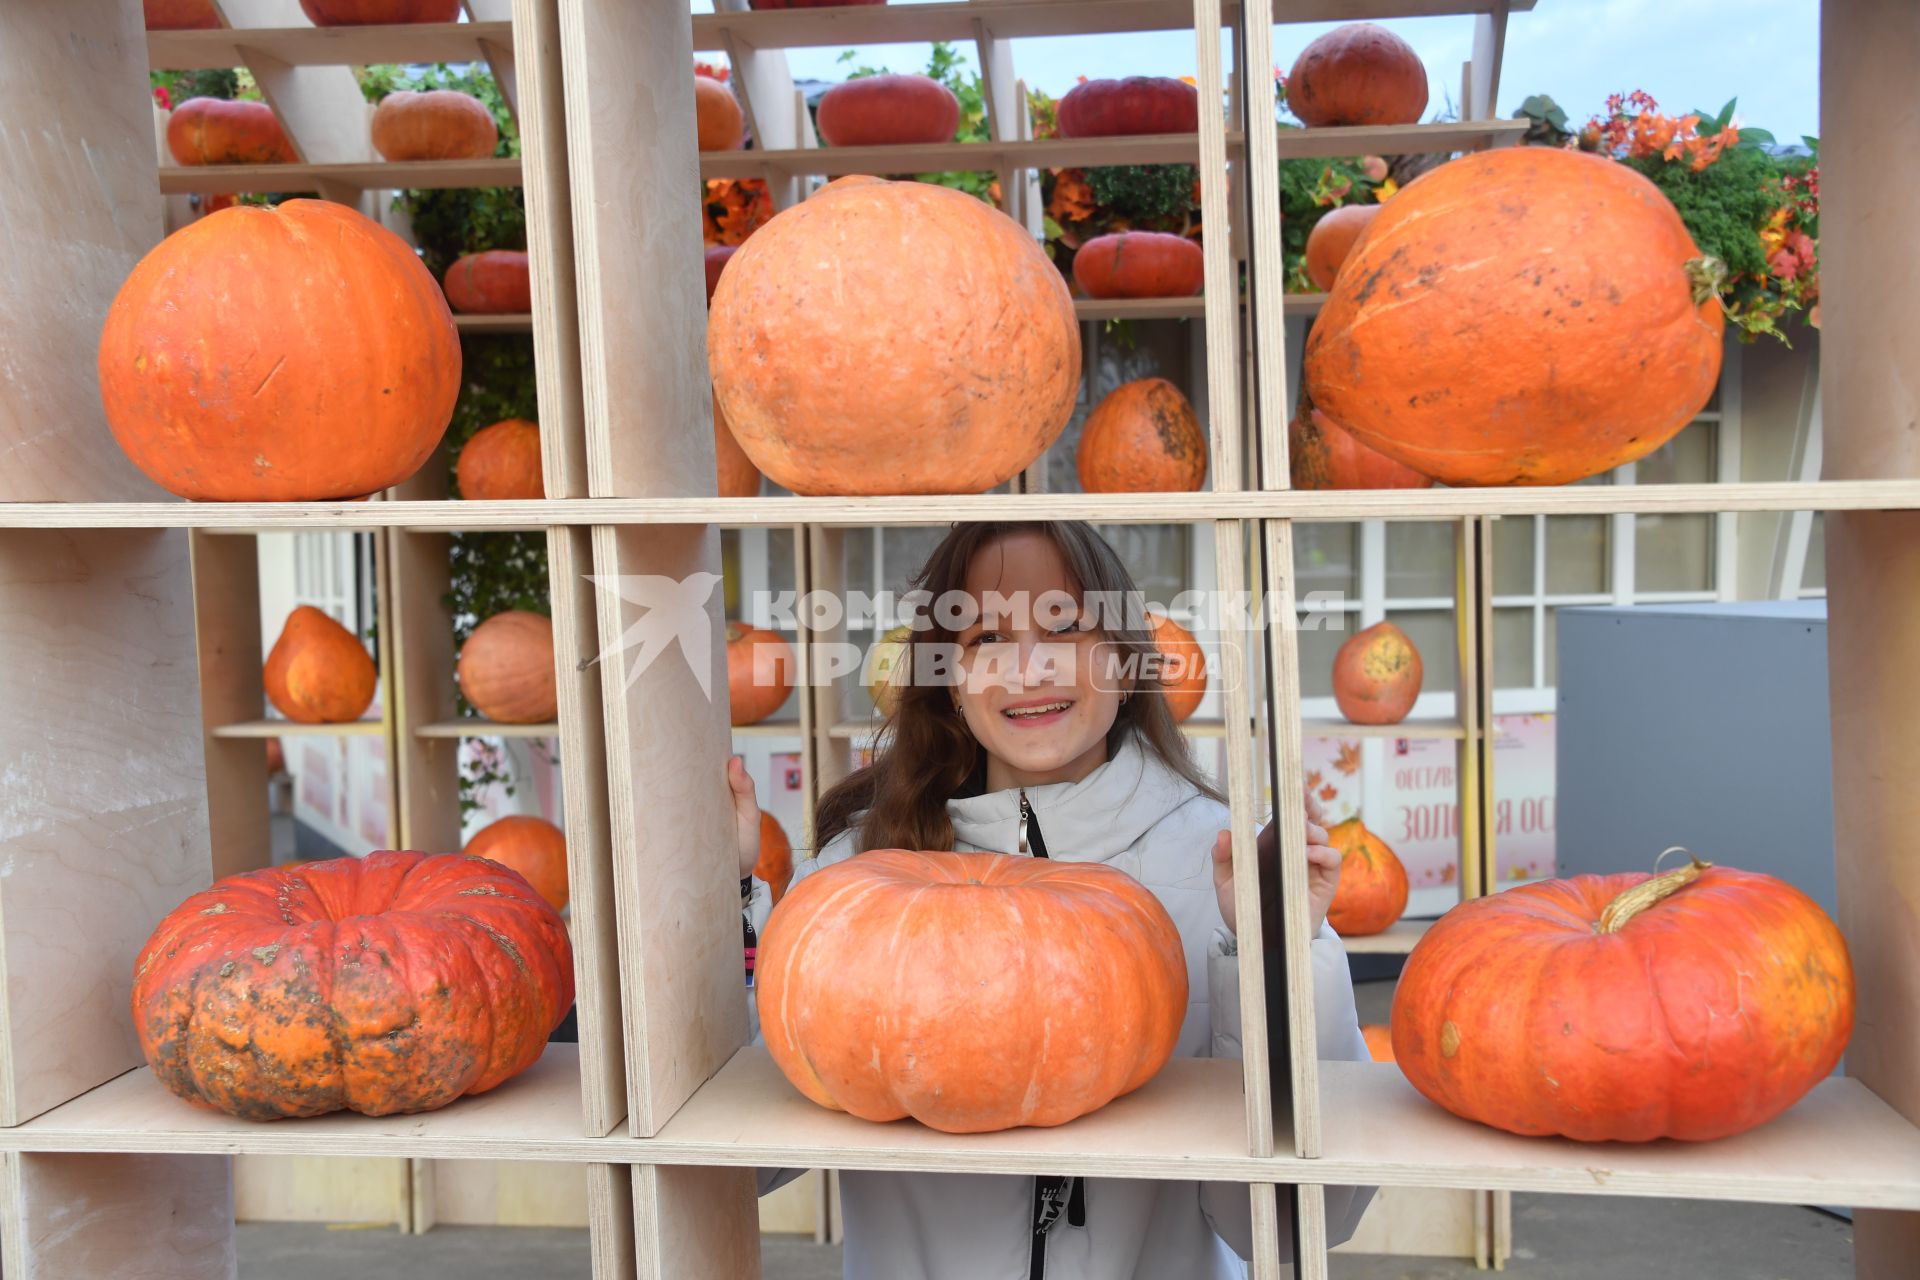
[584,571,726,698]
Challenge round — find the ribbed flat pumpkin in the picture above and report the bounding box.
[1286,23,1428,127]
[466,815,569,912]
[713,392,761,498]
[458,611,558,724]
[1304,203,1379,291]
[1332,621,1423,724]
[1056,76,1200,138]
[1326,818,1408,936]
[146,0,219,29]
[1073,232,1204,299]
[759,850,1187,1133]
[727,621,794,726]
[1391,858,1854,1141]
[264,605,377,724]
[1076,377,1206,493]
[372,89,498,161]
[165,98,297,165]
[132,850,572,1120]
[1291,397,1432,490]
[695,75,744,152]
[1149,612,1207,722]
[709,175,1079,496]
[457,418,544,500]
[756,811,793,904]
[817,74,959,147]
[1305,147,1725,486]
[443,250,531,314]
[99,200,459,501]
[299,0,462,23]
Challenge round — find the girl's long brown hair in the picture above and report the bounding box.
[815,520,1224,854]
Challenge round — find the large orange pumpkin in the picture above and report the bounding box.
[467,815,569,912]
[1325,818,1408,936]
[727,621,794,726]
[1332,621,1423,724]
[458,611,558,724]
[756,811,794,904]
[1304,203,1380,291]
[299,0,462,23]
[443,250,532,314]
[165,98,297,165]
[817,74,960,147]
[264,605,377,724]
[713,392,761,498]
[132,850,572,1120]
[1077,378,1207,493]
[1056,76,1200,138]
[457,418,545,500]
[100,200,459,501]
[695,75,744,152]
[1149,612,1207,723]
[1291,398,1433,490]
[1391,859,1854,1142]
[1305,147,1725,486]
[372,89,499,161]
[146,0,220,29]
[1286,23,1428,127]
[709,175,1080,496]
[759,849,1187,1133]
[1073,232,1205,299]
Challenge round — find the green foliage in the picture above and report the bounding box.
[1621,144,1778,281]
[150,67,244,103]
[1277,148,1376,290]
[1514,93,1573,146]
[1085,164,1198,225]
[835,41,996,201]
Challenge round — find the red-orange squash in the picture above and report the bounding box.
[713,393,761,498]
[299,0,462,23]
[756,811,794,904]
[166,98,297,165]
[264,605,376,724]
[443,250,532,314]
[749,0,885,7]
[457,418,544,501]
[1286,23,1428,127]
[1362,1024,1395,1063]
[1291,398,1433,490]
[1305,147,1725,486]
[817,74,960,147]
[1149,612,1207,723]
[371,89,499,161]
[709,175,1080,496]
[1077,377,1206,493]
[146,0,219,29]
[705,245,736,303]
[467,815,569,912]
[1332,621,1423,724]
[1325,818,1408,936]
[1073,232,1204,299]
[728,621,794,726]
[99,200,460,501]
[695,75,744,152]
[759,849,1187,1132]
[1056,76,1199,138]
[1304,203,1380,291]
[132,850,572,1120]
[1390,859,1854,1141]
[458,611,558,724]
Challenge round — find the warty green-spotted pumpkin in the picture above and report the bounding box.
[132,850,573,1119]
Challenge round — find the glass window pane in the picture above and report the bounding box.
[1545,516,1609,595]
[1382,608,1457,695]
[1635,513,1712,592]
[845,528,876,600]
[1295,523,1358,599]
[1492,516,1534,597]
[1098,523,1189,603]
[880,526,946,599]
[1636,423,1715,484]
[1545,606,1562,686]
[766,528,798,605]
[1802,514,1826,591]
[1385,522,1455,599]
[1297,612,1350,699]
[1494,607,1534,689]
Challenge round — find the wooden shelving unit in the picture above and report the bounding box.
[1,0,1912,1278]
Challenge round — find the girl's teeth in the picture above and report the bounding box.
[1006,702,1069,717]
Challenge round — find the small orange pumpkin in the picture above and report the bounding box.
[695,75,744,152]
[1286,23,1429,127]
[263,605,377,724]
[146,0,220,29]
[457,419,544,500]
[466,815,569,912]
[713,392,761,498]
[1149,612,1207,723]
[817,74,960,147]
[1304,204,1380,291]
[166,98,297,165]
[443,250,531,314]
[371,89,499,161]
[756,811,794,904]
[1076,377,1206,493]
[1291,399,1433,491]
[1325,818,1408,937]
[1332,621,1423,724]
[727,621,794,726]
[1072,232,1204,299]
[458,611,558,724]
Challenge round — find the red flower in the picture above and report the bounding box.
[153,85,173,111]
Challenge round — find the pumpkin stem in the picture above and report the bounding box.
[1685,255,1729,307]
[1598,854,1711,934]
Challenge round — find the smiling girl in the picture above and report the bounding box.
[730,520,1373,1279]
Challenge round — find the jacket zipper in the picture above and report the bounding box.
[1020,792,1075,1278]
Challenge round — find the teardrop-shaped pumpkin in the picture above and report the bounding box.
[1325,818,1408,936]
[458,611,558,724]
[456,418,544,501]
[466,814,569,912]
[264,605,377,724]
[1332,621,1423,725]
[1077,378,1207,493]
[165,98,297,165]
[1149,612,1207,723]
[727,621,794,726]
[371,89,499,162]
[443,250,532,315]
[756,811,794,904]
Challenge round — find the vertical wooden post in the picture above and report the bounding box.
[190,532,273,881]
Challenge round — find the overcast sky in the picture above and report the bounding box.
[718,0,1820,142]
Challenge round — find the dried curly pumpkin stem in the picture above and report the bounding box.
[1598,852,1712,934]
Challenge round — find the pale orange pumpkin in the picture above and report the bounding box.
[466,815,569,912]
[1325,818,1408,937]
[1076,378,1207,493]
[1304,203,1380,291]
[456,418,544,500]
[263,605,377,724]
[1331,621,1423,724]
[727,621,794,726]
[695,75,744,152]
[443,250,531,315]
[371,89,499,161]
[457,611,558,724]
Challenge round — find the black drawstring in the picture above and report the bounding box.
[1021,803,1079,1279]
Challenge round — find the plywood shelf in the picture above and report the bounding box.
[148,20,512,72]
[1272,118,1526,160]
[1301,718,1468,740]
[730,719,805,738]
[209,718,383,738]
[700,131,1242,180]
[454,314,535,334]
[1337,919,1433,955]
[1071,296,1325,320]
[157,158,521,195]
[415,720,559,739]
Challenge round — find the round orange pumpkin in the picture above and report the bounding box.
[99,200,460,501]
[713,391,761,498]
[1073,232,1205,299]
[131,850,572,1120]
[458,611,558,724]
[146,0,219,29]
[1362,1023,1395,1063]
[1286,23,1429,127]
[1149,612,1207,723]
[1291,399,1433,490]
[759,849,1187,1133]
[371,89,499,161]
[457,418,544,500]
[1390,858,1854,1141]
[709,175,1080,496]
[443,250,532,314]
[264,605,378,724]
[705,245,736,303]
[166,98,297,165]
[1076,377,1206,493]
[1056,76,1200,138]
[467,814,569,912]
[727,621,794,726]
[1332,621,1423,725]
[756,811,793,904]
[1304,203,1379,291]
[817,74,959,147]
[1305,147,1725,486]
[1325,818,1408,936]
[299,0,462,23]
[695,75,744,152]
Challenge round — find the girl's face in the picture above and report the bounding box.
[951,531,1128,792]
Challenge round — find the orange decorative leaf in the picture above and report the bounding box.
[1333,741,1362,776]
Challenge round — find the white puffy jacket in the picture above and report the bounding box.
[745,734,1375,1280]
